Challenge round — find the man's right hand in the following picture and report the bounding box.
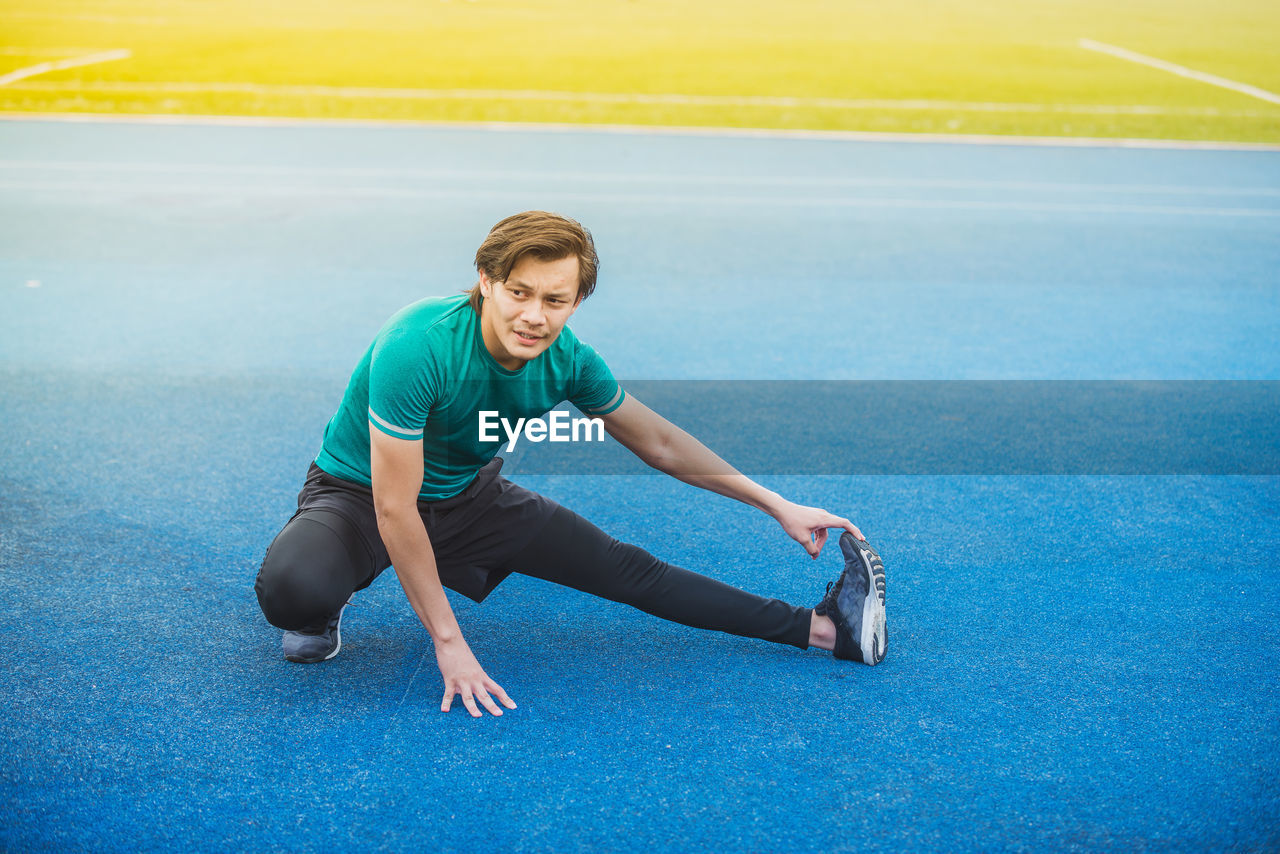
[370,426,516,719]
[436,636,517,718]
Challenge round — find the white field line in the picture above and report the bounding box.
[1,178,1276,217]
[5,78,1273,118]
[0,49,132,87]
[1079,39,1280,106]
[0,47,117,57]
[2,12,168,25]
[3,160,1278,198]
[4,112,1279,152]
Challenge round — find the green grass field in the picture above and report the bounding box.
[2,0,1279,142]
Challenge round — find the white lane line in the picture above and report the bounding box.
[0,49,132,87]
[4,111,1279,152]
[5,78,1273,118]
[1079,39,1280,106]
[1,179,1275,217]
[3,160,1278,198]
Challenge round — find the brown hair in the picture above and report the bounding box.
[468,211,599,313]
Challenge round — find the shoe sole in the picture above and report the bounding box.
[853,542,887,666]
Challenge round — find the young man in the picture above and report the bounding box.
[256,211,887,718]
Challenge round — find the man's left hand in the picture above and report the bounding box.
[773,502,864,558]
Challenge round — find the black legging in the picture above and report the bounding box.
[256,502,812,650]
[511,506,812,648]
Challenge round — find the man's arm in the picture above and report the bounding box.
[597,395,863,558]
[370,427,516,717]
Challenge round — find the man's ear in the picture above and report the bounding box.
[478,270,495,297]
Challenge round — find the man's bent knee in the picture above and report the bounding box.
[255,563,340,631]
[256,515,366,630]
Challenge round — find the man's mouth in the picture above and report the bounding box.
[514,330,543,344]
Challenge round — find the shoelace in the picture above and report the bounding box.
[814,577,843,617]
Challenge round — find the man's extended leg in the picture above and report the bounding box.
[504,505,813,649]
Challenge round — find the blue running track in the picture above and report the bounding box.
[1,118,1277,851]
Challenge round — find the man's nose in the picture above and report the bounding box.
[520,302,547,326]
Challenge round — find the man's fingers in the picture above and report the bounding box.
[826,513,865,542]
[442,678,515,717]
[477,689,503,717]
[489,682,518,710]
[813,528,829,551]
[793,509,867,557]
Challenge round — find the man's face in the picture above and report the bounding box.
[478,254,582,370]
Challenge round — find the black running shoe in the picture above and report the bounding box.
[821,533,887,665]
[282,601,348,663]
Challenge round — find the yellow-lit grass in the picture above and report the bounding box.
[1,0,1277,141]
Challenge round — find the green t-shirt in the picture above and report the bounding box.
[314,294,625,500]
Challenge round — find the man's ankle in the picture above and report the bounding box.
[809,612,836,651]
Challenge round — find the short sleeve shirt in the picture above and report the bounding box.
[314,294,624,500]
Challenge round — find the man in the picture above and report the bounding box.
[256,211,887,718]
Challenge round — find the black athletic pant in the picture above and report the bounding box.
[255,461,812,649]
